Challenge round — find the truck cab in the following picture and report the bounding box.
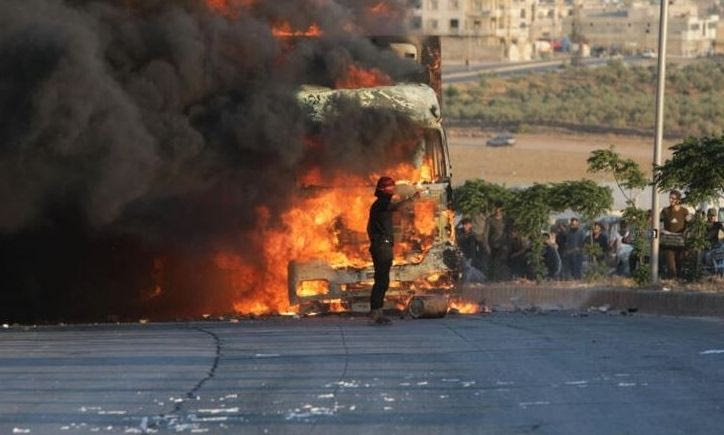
[288,82,459,313]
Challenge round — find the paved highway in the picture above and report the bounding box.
[2,312,724,434]
[443,56,654,83]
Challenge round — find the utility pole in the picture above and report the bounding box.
[570,2,585,66]
[650,0,670,284]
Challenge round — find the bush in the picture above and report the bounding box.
[454,179,614,281]
[444,59,724,137]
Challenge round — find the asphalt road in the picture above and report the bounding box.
[442,56,654,83]
[2,312,724,434]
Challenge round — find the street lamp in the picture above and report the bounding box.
[650,0,670,284]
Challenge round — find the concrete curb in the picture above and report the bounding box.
[461,285,724,317]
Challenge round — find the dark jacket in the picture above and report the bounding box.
[543,243,562,278]
[708,221,723,247]
[458,230,480,261]
[367,196,394,246]
[564,228,586,255]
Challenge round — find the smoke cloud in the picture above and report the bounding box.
[0,0,423,321]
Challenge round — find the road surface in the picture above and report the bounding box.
[2,312,724,434]
[442,56,654,83]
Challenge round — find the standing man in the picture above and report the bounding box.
[706,208,723,249]
[553,221,568,276]
[367,176,418,325]
[470,211,488,266]
[563,217,586,279]
[457,218,482,267]
[458,218,486,282]
[660,190,689,279]
[704,208,723,272]
[484,201,508,280]
[542,232,562,280]
[589,222,610,263]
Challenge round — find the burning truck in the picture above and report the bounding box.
[0,1,476,321]
[283,38,463,315]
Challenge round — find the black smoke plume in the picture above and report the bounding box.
[0,0,423,322]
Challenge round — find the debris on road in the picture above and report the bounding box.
[409,295,449,319]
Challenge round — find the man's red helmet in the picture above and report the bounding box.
[375,176,396,195]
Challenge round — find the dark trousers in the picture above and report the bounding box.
[663,247,684,279]
[370,243,393,310]
[564,252,583,279]
[488,246,510,281]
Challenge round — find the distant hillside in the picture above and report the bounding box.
[444,59,724,138]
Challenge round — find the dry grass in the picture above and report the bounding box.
[448,128,674,187]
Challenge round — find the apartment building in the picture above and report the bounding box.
[409,0,542,61]
[563,0,719,57]
[717,20,724,54]
[409,0,718,61]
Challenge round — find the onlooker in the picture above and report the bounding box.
[458,218,477,260]
[611,221,633,276]
[470,211,487,245]
[552,221,568,276]
[542,232,562,279]
[469,211,489,269]
[706,208,723,249]
[508,227,530,279]
[589,221,609,263]
[704,208,724,275]
[660,190,689,279]
[457,218,484,271]
[458,217,486,283]
[484,201,509,280]
[563,217,586,279]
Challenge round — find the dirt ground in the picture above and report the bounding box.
[448,128,675,187]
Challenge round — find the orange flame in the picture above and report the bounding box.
[297,280,330,297]
[327,299,347,313]
[272,22,323,38]
[191,4,443,315]
[220,159,440,315]
[449,299,482,314]
[414,200,438,235]
[336,65,393,89]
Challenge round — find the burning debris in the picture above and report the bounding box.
[0,0,452,322]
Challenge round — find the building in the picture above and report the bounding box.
[563,0,719,57]
[530,0,569,41]
[408,0,719,62]
[409,0,545,62]
[716,20,724,54]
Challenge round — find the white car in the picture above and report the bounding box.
[486,133,516,147]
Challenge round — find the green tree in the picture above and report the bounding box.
[506,184,553,280]
[588,146,649,203]
[683,214,709,281]
[588,147,651,284]
[454,179,614,282]
[453,180,513,215]
[655,135,724,280]
[548,180,613,223]
[654,135,724,205]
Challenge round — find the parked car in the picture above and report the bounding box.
[486,132,516,147]
[640,49,656,59]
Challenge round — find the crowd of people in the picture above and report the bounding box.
[456,191,724,282]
